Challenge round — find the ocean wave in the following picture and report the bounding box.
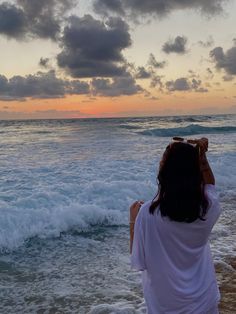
[168,116,211,123]
[31,130,52,134]
[0,203,126,252]
[0,174,155,252]
[1,117,235,253]
[119,117,210,129]
[119,124,140,130]
[139,124,236,137]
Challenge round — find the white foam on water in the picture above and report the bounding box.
[89,300,147,314]
[0,202,125,250]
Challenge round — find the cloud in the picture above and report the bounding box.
[210,45,236,75]
[57,15,131,78]
[198,36,214,48]
[150,75,164,91]
[147,53,166,68]
[135,67,151,79]
[0,70,90,101]
[39,57,50,68]
[93,0,227,19]
[0,3,26,38]
[133,54,166,80]
[0,70,142,100]
[206,67,214,79]
[188,70,200,79]
[91,75,142,96]
[162,36,188,54]
[0,0,75,40]
[222,74,234,81]
[93,0,125,16]
[166,77,190,91]
[166,77,208,92]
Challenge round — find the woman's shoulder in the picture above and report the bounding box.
[138,200,153,218]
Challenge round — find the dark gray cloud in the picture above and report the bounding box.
[198,36,214,48]
[162,36,188,54]
[57,15,131,78]
[0,70,141,100]
[210,46,236,75]
[133,54,166,80]
[0,0,75,40]
[166,77,190,91]
[93,0,227,19]
[147,53,166,68]
[39,57,50,68]
[150,75,164,91]
[0,3,26,38]
[0,70,90,101]
[166,77,208,92]
[135,66,151,79]
[91,75,142,96]
[94,0,125,16]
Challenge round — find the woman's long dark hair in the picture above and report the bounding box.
[149,142,208,222]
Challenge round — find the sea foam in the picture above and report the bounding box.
[0,116,235,253]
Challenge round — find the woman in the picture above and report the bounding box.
[130,138,221,314]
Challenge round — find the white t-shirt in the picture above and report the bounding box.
[131,184,221,314]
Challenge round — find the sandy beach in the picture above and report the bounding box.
[217,257,236,313]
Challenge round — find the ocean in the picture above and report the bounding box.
[0,114,235,313]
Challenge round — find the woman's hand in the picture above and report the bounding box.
[130,200,144,222]
[197,138,208,156]
[187,137,208,155]
[188,137,215,185]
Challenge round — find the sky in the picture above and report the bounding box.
[0,0,236,119]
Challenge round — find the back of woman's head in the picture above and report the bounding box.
[149,142,208,222]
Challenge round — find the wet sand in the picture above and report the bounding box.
[216,258,236,313]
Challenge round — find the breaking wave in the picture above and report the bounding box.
[139,124,236,137]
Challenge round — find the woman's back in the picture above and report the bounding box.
[131,185,221,314]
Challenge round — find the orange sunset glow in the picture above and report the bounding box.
[0,0,236,119]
